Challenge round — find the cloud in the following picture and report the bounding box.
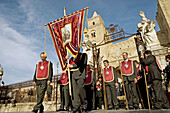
[0,17,39,84]
[0,1,60,84]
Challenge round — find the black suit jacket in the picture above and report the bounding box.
[71,53,87,79]
[140,55,162,82]
[164,62,170,80]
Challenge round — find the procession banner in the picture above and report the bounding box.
[47,9,85,71]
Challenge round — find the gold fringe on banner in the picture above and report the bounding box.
[44,7,89,26]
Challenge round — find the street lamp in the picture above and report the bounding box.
[0,64,4,86]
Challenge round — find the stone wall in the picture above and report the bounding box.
[0,101,60,112]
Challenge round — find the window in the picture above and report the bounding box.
[93,22,95,25]
[91,31,96,37]
[91,32,96,37]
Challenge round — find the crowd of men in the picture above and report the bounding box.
[31,51,170,113]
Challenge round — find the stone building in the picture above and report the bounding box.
[83,11,139,69]
[83,11,169,71]
[156,0,170,47]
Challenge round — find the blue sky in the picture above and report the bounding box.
[0,0,158,85]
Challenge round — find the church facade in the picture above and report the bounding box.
[83,11,169,70]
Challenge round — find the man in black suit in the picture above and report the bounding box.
[103,60,119,110]
[67,52,88,113]
[121,52,139,109]
[32,52,53,113]
[140,50,170,109]
[164,55,170,86]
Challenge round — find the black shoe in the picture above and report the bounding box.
[114,106,119,110]
[39,108,44,113]
[57,108,65,111]
[72,108,81,113]
[152,107,161,110]
[92,107,96,110]
[134,106,139,110]
[32,109,38,113]
[39,111,44,113]
[82,108,87,113]
[129,106,134,110]
[162,105,170,109]
[108,106,113,110]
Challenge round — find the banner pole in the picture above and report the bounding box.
[64,7,72,98]
[134,33,151,110]
[56,63,59,111]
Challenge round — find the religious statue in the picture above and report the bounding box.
[137,11,160,47]
[81,34,93,65]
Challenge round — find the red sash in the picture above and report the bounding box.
[136,65,140,72]
[84,71,93,85]
[145,66,148,73]
[69,53,82,71]
[36,61,50,80]
[156,59,162,72]
[136,64,142,80]
[59,73,68,85]
[103,66,114,82]
[145,59,162,73]
[121,60,134,76]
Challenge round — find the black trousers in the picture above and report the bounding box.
[33,84,47,111]
[105,81,118,108]
[137,78,149,109]
[72,78,87,109]
[60,84,70,109]
[152,80,170,108]
[96,90,102,109]
[124,81,139,108]
[85,85,94,110]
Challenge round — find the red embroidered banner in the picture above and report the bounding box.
[47,9,85,71]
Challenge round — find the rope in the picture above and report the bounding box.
[44,26,47,56]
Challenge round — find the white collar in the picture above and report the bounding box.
[105,66,110,69]
[124,59,128,62]
[136,64,139,68]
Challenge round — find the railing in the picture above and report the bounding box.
[8,74,61,88]
[1,75,61,104]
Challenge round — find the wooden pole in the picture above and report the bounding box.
[56,62,59,111]
[63,7,72,98]
[53,74,55,101]
[101,66,108,110]
[143,70,151,110]
[120,70,129,110]
[136,84,145,109]
[134,34,151,110]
